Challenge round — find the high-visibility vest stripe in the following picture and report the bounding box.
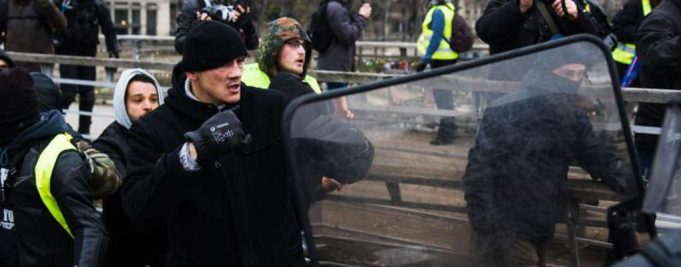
[612,0,653,65]
[34,133,76,238]
[417,3,459,60]
[241,63,322,94]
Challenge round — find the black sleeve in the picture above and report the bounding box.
[174,0,200,54]
[96,0,118,55]
[475,0,527,46]
[636,11,681,71]
[611,0,641,43]
[573,113,627,193]
[52,151,108,267]
[326,3,367,47]
[121,118,201,228]
[241,19,259,50]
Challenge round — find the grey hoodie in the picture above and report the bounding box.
[112,69,164,129]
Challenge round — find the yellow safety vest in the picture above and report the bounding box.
[241,63,322,94]
[417,3,459,61]
[612,0,652,65]
[34,133,76,238]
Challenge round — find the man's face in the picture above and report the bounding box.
[0,59,9,70]
[553,63,586,82]
[125,81,159,122]
[187,56,245,105]
[276,38,306,75]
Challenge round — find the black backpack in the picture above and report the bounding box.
[308,2,333,53]
[437,4,474,53]
[56,0,100,48]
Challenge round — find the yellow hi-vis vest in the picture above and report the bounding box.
[417,3,458,61]
[612,0,652,65]
[34,133,76,238]
[241,63,322,94]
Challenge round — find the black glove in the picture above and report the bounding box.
[415,62,427,72]
[184,109,248,164]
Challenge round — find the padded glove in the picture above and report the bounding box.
[77,141,121,199]
[184,109,249,164]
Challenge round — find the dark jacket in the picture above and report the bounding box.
[316,0,368,72]
[634,0,681,150]
[462,71,626,245]
[475,0,609,55]
[612,0,659,45]
[121,64,303,266]
[174,0,258,54]
[2,110,107,267]
[94,122,165,267]
[0,0,66,71]
[54,0,117,56]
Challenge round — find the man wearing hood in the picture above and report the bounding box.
[242,17,321,96]
[121,21,304,266]
[92,68,164,267]
[0,67,107,267]
[462,51,628,266]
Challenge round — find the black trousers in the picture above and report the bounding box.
[58,46,97,134]
[431,59,458,141]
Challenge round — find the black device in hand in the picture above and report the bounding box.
[202,4,233,22]
[184,108,250,164]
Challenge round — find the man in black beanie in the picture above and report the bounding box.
[121,21,305,266]
[0,67,108,267]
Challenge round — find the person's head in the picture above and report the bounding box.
[0,67,38,146]
[182,21,248,105]
[31,72,62,113]
[256,17,311,79]
[0,51,16,70]
[553,63,586,82]
[113,68,164,129]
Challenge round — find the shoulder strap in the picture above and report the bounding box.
[34,133,77,238]
[535,1,561,36]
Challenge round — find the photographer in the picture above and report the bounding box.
[175,0,258,54]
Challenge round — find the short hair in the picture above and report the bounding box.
[128,74,157,89]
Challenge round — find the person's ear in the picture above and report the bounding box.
[186,71,198,81]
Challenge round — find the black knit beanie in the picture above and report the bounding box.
[182,21,248,72]
[0,67,38,145]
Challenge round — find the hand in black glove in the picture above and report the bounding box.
[184,109,249,164]
[415,62,428,72]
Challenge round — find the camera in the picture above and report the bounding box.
[202,4,234,22]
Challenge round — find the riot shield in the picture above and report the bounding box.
[283,35,648,266]
[644,100,681,234]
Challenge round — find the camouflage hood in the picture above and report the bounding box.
[255,17,312,79]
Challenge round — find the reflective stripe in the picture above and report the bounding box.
[642,0,651,15]
[241,63,322,94]
[611,0,652,65]
[417,3,459,60]
[613,42,636,65]
[34,133,76,238]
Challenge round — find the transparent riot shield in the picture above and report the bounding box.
[283,35,649,267]
[644,101,681,234]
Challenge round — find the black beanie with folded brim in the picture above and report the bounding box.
[0,67,38,146]
[181,21,248,72]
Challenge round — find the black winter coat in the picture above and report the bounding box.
[462,72,626,245]
[122,64,303,266]
[612,0,659,45]
[53,0,117,56]
[93,122,165,267]
[634,0,681,150]
[476,0,610,55]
